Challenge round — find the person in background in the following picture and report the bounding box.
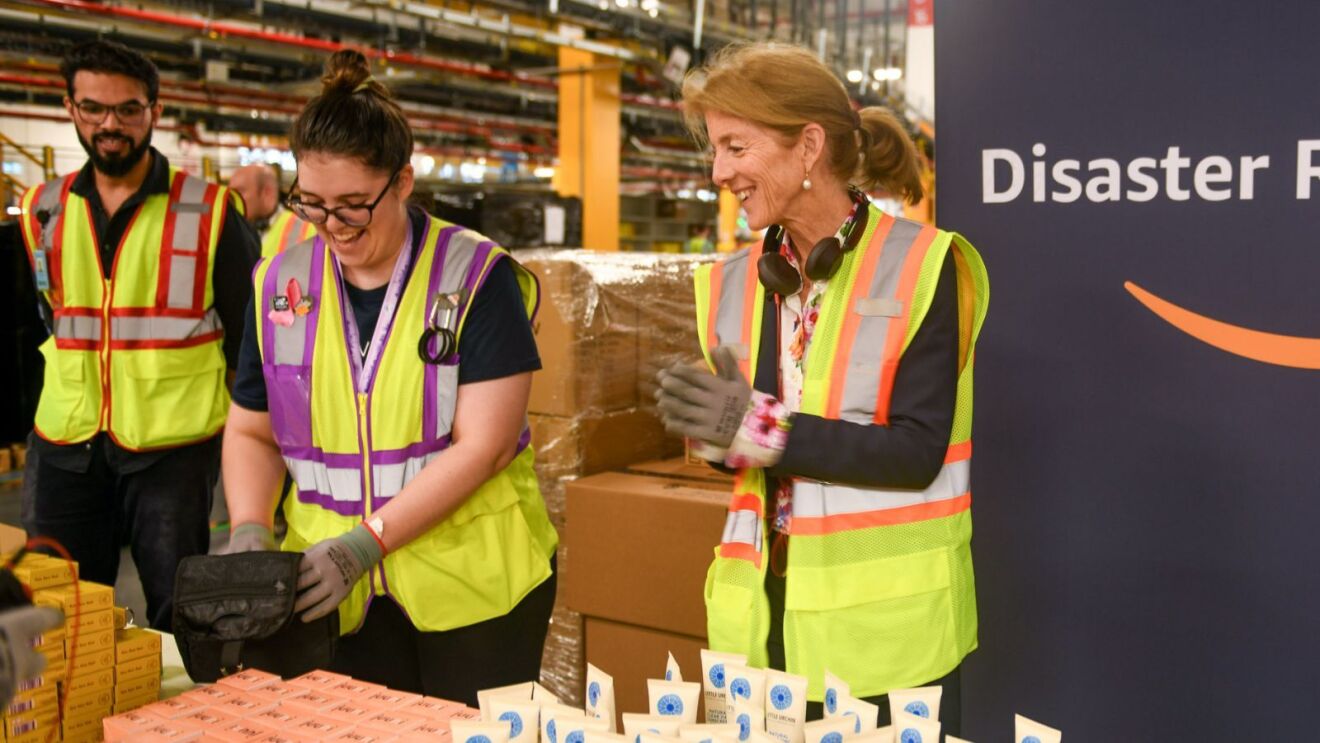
[656,42,989,734]
[228,163,315,258]
[16,40,260,630]
[685,223,716,254]
[221,50,556,701]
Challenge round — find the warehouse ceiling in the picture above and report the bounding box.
[0,0,911,184]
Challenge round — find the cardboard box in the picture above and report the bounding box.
[64,686,114,721]
[69,646,115,675]
[626,457,734,486]
[523,254,640,417]
[116,653,160,682]
[530,408,676,481]
[566,472,729,637]
[81,607,116,634]
[115,670,161,702]
[66,667,115,696]
[115,626,162,663]
[585,616,709,730]
[46,580,114,615]
[12,554,77,590]
[67,625,116,655]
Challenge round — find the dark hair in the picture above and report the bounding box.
[60,40,160,102]
[290,50,412,174]
[682,42,923,204]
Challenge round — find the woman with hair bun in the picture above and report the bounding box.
[656,42,989,732]
[221,50,556,700]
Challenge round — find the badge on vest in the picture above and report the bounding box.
[32,249,51,291]
[269,278,313,328]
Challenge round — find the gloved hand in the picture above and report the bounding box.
[0,605,64,707]
[224,523,276,554]
[655,345,753,449]
[294,524,384,622]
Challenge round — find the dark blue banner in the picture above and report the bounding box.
[937,2,1320,739]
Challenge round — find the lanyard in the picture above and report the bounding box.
[334,220,414,393]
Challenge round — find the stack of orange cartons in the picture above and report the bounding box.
[5,552,78,743]
[102,668,483,742]
[39,579,117,743]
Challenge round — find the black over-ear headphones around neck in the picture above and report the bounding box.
[756,189,871,297]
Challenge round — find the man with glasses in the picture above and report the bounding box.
[16,40,260,630]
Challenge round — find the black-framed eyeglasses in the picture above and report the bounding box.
[286,168,400,228]
[71,98,151,125]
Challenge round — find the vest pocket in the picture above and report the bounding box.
[704,553,759,656]
[782,548,956,698]
[264,363,314,449]
[114,347,227,448]
[35,338,94,441]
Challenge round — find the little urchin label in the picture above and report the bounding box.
[825,689,837,713]
[899,729,922,743]
[709,664,727,688]
[842,711,860,734]
[657,694,684,715]
[500,712,523,737]
[737,713,751,741]
[588,682,601,706]
[566,732,585,743]
[1022,737,1042,743]
[547,719,558,743]
[467,737,493,743]
[904,701,930,718]
[730,678,751,699]
[769,685,792,710]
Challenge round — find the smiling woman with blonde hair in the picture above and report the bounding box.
[656,42,990,733]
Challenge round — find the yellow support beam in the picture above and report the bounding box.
[554,46,620,250]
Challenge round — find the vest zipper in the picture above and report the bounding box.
[356,392,379,595]
[98,277,112,431]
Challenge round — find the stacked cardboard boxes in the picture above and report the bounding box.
[516,250,717,705]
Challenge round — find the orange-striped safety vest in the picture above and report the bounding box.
[18,168,231,450]
[261,207,316,259]
[693,203,989,700]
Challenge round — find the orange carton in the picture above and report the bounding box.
[327,678,386,698]
[364,688,424,708]
[215,693,278,718]
[281,688,345,715]
[143,695,209,720]
[398,718,455,742]
[329,729,395,742]
[64,686,114,720]
[286,670,351,691]
[360,710,429,736]
[181,684,238,706]
[12,555,77,590]
[115,694,161,714]
[247,681,309,705]
[252,732,322,743]
[67,667,116,695]
[405,696,465,719]
[115,669,162,701]
[177,706,240,730]
[67,625,116,656]
[449,706,482,720]
[117,652,161,681]
[106,708,165,742]
[115,626,162,663]
[215,668,280,693]
[248,706,306,730]
[50,580,115,614]
[322,698,380,724]
[285,717,350,739]
[209,718,277,742]
[70,646,115,675]
[133,721,204,742]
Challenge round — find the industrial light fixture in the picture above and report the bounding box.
[533,166,556,178]
[872,67,903,82]
[846,69,864,83]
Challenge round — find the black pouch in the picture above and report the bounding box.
[171,551,337,682]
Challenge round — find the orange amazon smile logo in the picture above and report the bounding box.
[1125,282,1320,369]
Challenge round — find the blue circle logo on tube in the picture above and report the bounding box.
[468,737,493,743]
[843,711,860,734]
[824,689,837,714]
[737,713,751,741]
[730,678,751,700]
[821,733,843,743]
[657,694,684,716]
[904,701,930,718]
[709,664,727,688]
[769,685,792,710]
[548,720,558,743]
[1023,738,1042,743]
[500,712,523,738]
[900,730,922,743]
[567,732,585,743]
[589,682,601,707]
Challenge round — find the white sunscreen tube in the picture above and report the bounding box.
[835,695,879,735]
[639,735,684,743]
[762,670,808,743]
[728,697,765,743]
[586,663,617,732]
[452,720,514,743]
[850,726,892,743]
[490,698,542,743]
[666,652,684,682]
[623,713,683,743]
[534,682,562,705]
[1014,714,1062,743]
[541,704,585,743]
[801,717,853,743]
[699,650,747,723]
[557,714,611,743]
[677,723,741,743]
[821,671,850,718]
[723,665,766,710]
[648,679,702,725]
[891,711,939,743]
[480,681,536,721]
[886,687,941,724]
[586,734,631,743]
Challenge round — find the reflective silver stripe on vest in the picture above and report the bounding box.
[372,452,443,500]
[427,229,484,439]
[272,240,316,366]
[836,217,924,424]
[712,249,751,352]
[110,310,222,341]
[36,178,65,257]
[721,508,763,552]
[791,458,970,518]
[166,176,213,310]
[283,456,363,503]
[52,315,102,342]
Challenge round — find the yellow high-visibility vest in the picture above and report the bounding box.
[18,169,231,450]
[693,204,990,700]
[253,215,558,633]
[261,208,316,259]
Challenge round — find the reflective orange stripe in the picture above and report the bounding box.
[945,439,972,463]
[718,541,761,565]
[790,492,971,536]
[825,213,896,419]
[278,210,299,252]
[729,493,763,515]
[873,225,938,425]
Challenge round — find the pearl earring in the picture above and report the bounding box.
[802,176,813,191]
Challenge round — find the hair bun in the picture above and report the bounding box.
[320,49,375,95]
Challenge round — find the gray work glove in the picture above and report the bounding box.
[0,605,64,708]
[295,525,384,622]
[223,523,276,554]
[655,345,753,449]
